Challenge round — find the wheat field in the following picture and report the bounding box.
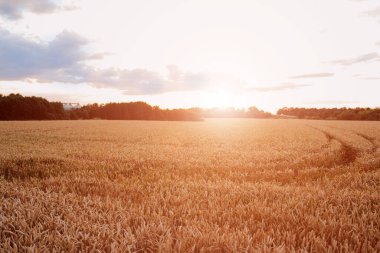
[0,119,379,252]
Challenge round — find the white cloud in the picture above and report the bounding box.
[0,28,88,81]
[88,66,209,95]
[330,52,380,65]
[304,100,359,105]
[0,28,210,95]
[363,6,380,17]
[0,0,61,20]
[251,83,310,92]
[289,73,335,79]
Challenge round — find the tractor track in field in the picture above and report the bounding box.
[321,126,380,172]
[353,132,378,153]
[307,126,358,166]
[323,124,379,153]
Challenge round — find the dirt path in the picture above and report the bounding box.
[308,126,358,166]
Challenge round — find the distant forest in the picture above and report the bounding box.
[277,107,380,121]
[1,94,379,121]
[71,102,201,121]
[0,94,66,120]
[200,107,272,118]
[0,94,200,121]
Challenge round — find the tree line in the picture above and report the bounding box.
[2,94,379,121]
[0,93,66,120]
[70,102,201,121]
[277,107,380,121]
[0,94,201,121]
[199,107,272,118]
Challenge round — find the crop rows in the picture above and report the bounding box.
[0,119,379,252]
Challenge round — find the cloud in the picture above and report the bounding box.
[90,68,167,94]
[0,28,210,95]
[289,73,334,79]
[357,76,380,80]
[330,52,380,65]
[0,29,88,81]
[304,100,359,105]
[88,65,209,95]
[251,83,310,92]
[0,0,62,20]
[86,52,113,60]
[166,65,209,91]
[363,6,380,17]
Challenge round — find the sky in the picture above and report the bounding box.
[0,0,379,112]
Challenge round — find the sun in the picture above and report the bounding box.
[203,91,236,108]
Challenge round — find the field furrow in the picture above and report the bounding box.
[1,119,379,252]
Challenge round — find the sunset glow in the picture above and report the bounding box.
[0,0,379,111]
[1,1,380,251]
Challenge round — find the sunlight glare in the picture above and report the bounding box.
[204,91,236,108]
